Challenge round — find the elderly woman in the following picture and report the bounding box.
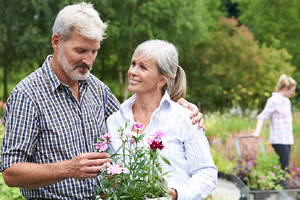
[107,39,217,200]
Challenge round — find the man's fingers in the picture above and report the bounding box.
[198,118,204,129]
[177,98,188,108]
[83,152,110,159]
[190,109,199,120]
[191,112,203,124]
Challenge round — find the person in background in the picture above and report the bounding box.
[107,39,217,200]
[0,2,204,199]
[252,74,297,172]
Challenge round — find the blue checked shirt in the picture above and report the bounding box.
[0,55,120,199]
[107,92,218,200]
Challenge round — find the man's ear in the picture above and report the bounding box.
[52,33,61,51]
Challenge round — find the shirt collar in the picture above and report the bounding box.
[120,91,172,120]
[272,92,288,102]
[42,55,88,92]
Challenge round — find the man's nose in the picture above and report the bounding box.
[83,52,96,66]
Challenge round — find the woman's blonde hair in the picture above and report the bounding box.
[132,39,186,102]
[275,74,297,92]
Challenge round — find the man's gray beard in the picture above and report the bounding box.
[58,48,92,81]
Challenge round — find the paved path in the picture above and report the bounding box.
[210,178,241,200]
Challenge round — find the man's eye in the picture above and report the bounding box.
[76,50,86,53]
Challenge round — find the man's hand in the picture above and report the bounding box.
[177,98,206,130]
[168,188,178,200]
[69,152,111,180]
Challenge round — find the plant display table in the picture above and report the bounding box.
[232,136,300,200]
[231,172,300,200]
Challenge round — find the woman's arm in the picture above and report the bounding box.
[252,118,264,137]
[169,123,217,200]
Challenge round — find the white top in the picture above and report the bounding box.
[107,92,217,200]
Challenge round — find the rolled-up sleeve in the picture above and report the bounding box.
[0,91,39,172]
[257,99,276,121]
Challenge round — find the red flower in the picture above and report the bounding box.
[150,140,165,150]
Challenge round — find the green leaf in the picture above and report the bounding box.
[159,154,171,166]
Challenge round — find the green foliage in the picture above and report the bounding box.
[248,153,288,190]
[0,174,24,200]
[91,0,224,102]
[204,110,257,138]
[234,0,300,87]
[210,147,235,175]
[193,17,295,110]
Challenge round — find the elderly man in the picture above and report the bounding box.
[0,2,203,199]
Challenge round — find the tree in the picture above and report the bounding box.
[233,0,300,84]
[192,17,295,111]
[0,0,60,101]
[91,0,223,102]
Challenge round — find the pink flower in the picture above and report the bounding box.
[155,130,165,140]
[296,167,300,171]
[104,162,112,168]
[247,161,253,165]
[94,142,108,152]
[103,132,112,140]
[273,165,277,169]
[131,138,136,143]
[126,133,132,137]
[122,167,130,174]
[271,172,275,176]
[147,135,156,144]
[107,164,123,175]
[289,161,293,165]
[261,175,265,179]
[252,171,255,175]
[134,122,144,130]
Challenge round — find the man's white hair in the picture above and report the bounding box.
[52,2,107,41]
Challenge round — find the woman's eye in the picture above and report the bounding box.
[131,61,136,66]
[141,65,147,70]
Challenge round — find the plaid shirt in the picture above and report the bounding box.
[107,92,218,200]
[257,92,293,145]
[0,55,120,199]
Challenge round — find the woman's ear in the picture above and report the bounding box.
[159,75,169,88]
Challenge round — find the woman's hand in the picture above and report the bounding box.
[168,188,178,200]
[252,131,260,138]
[177,98,206,130]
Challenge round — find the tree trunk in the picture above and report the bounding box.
[116,41,125,102]
[3,65,8,102]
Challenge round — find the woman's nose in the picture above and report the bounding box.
[129,65,137,74]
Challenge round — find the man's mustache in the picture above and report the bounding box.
[73,62,91,71]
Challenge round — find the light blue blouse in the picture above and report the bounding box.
[107,92,217,200]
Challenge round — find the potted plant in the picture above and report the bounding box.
[233,151,290,199]
[94,122,171,200]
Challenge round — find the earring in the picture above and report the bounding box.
[157,86,160,92]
